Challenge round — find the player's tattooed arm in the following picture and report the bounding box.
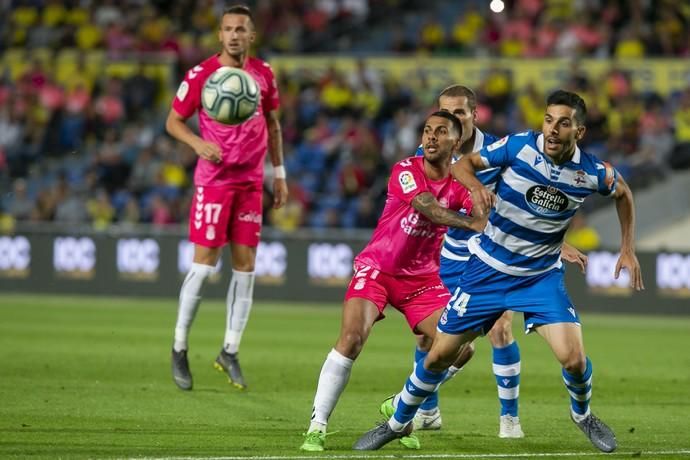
[412,192,485,232]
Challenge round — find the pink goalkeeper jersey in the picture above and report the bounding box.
[355,156,474,277]
[172,55,280,187]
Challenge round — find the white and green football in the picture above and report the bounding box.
[202,66,260,125]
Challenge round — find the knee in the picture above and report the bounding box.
[231,247,257,272]
[232,261,255,272]
[335,328,370,360]
[426,347,457,372]
[488,319,514,348]
[562,353,588,376]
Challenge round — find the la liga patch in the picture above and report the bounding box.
[398,171,417,193]
[487,136,508,152]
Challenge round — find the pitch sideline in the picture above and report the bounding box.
[131,449,690,460]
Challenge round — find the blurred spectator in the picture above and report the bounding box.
[149,194,174,227]
[87,188,115,230]
[419,15,445,52]
[119,196,141,228]
[55,189,88,224]
[6,178,33,221]
[1,0,689,231]
[128,146,161,195]
[670,88,690,169]
[123,63,158,119]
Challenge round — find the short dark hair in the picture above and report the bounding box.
[222,5,254,25]
[428,110,463,139]
[546,90,587,125]
[438,85,477,111]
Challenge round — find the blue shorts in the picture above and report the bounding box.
[439,255,468,291]
[438,255,579,335]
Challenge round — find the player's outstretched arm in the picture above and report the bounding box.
[561,242,587,273]
[266,109,288,209]
[612,174,644,290]
[165,108,221,163]
[412,192,485,232]
[451,153,494,217]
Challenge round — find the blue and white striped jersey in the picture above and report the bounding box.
[416,128,500,262]
[470,130,618,276]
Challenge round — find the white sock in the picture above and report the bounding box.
[308,421,327,433]
[444,365,463,381]
[173,263,215,352]
[309,349,354,427]
[223,269,255,354]
[571,408,590,422]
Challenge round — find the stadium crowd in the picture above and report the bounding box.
[1,0,690,235]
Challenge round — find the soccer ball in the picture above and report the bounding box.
[201,66,260,125]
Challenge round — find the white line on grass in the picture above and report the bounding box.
[129,450,690,460]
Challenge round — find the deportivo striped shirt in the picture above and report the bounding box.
[469,131,618,276]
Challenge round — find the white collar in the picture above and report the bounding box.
[473,128,485,152]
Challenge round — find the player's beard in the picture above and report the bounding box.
[424,151,451,168]
[225,43,246,60]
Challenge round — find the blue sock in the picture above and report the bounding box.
[392,358,446,428]
[493,341,520,417]
[562,357,593,417]
[414,347,439,411]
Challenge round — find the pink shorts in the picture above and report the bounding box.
[188,184,263,248]
[344,263,450,332]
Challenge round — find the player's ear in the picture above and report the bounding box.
[453,136,461,153]
[575,124,586,141]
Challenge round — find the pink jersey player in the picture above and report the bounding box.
[301,112,483,450]
[348,155,474,328]
[168,6,287,394]
[172,55,279,189]
[356,156,473,277]
[172,54,279,247]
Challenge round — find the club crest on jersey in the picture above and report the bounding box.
[487,136,508,152]
[398,171,417,193]
[573,170,587,186]
[440,308,448,325]
[525,185,568,216]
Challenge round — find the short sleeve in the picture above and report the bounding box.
[261,63,280,114]
[388,160,428,204]
[595,160,618,196]
[172,66,203,118]
[460,188,474,215]
[479,135,517,168]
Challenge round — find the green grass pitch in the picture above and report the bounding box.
[1,294,689,459]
